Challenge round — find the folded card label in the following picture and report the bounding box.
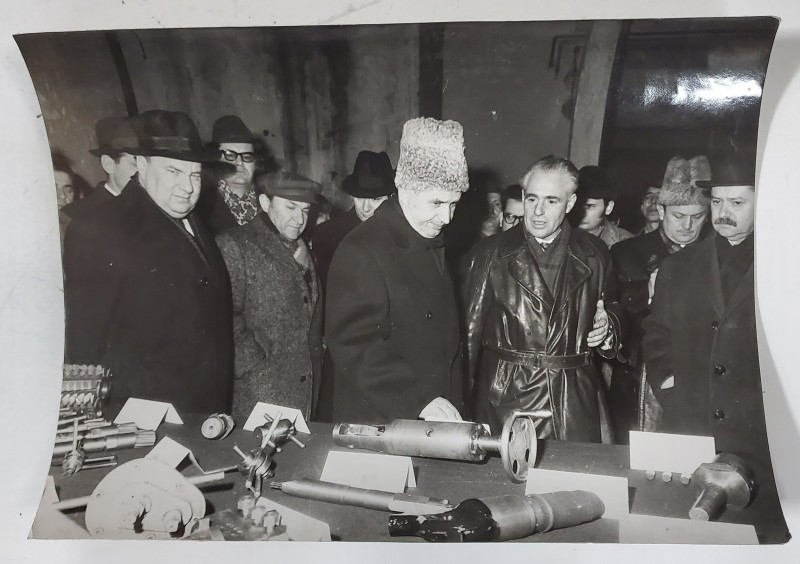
[242,402,310,434]
[525,468,629,520]
[629,431,716,475]
[320,450,416,493]
[254,497,331,541]
[146,436,236,474]
[619,514,758,544]
[113,398,183,430]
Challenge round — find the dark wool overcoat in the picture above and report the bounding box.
[463,222,622,441]
[216,214,323,418]
[641,232,789,543]
[310,207,362,295]
[63,178,233,414]
[326,198,464,423]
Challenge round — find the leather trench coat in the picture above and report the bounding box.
[463,223,622,441]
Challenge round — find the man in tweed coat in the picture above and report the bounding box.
[216,171,324,417]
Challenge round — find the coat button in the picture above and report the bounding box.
[199,277,209,286]
[713,409,725,420]
[711,321,719,330]
[425,311,433,320]
[713,364,726,376]
[303,295,309,304]
[300,375,307,382]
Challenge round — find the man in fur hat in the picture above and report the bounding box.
[326,117,467,423]
[642,160,788,543]
[63,110,233,414]
[463,155,624,441]
[608,155,711,441]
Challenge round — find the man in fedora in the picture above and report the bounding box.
[642,160,788,542]
[63,110,234,414]
[572,165,633,249]
[197,114,261,235]
[311,150,396,294]
[326,118,468,423]
[216,171,324,418]
[463,155,623,440]
[608,155,711,440]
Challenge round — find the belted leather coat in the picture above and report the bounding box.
[463,222,622,441]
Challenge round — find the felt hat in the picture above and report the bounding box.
[395,117,469,192]
[577,165,616,201]
[131,110,219,162]
[695,159,755,188]
[88,116,139,157]
[657,155,712,206]
[257,171,322,204]
[342,151,396,198]
[211,114,256,145]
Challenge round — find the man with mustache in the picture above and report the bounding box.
[641,160,788,542]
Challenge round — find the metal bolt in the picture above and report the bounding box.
[680,473,692,485]
[645,470,656,480]
[662,471,673,483]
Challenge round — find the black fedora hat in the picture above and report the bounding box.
[577,165,616,201]
[211,114,256,145]
[696,159,756,188]
[131,110,219,162]
[88,116,139,157]
[342,151,396,198]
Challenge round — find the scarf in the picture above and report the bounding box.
[219,182,259,226]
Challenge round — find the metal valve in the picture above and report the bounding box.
[332,409,551,483]
[689,452,756,521]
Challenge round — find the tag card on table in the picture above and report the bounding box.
[320,450,416,493]
[619,514,758,544]
[629,431,716,475]
[254,497,332,541]
[146,436,236,474]
[242,402,310,434]
[525,468,630,520]
[29,476,91,539]
[113,397,183,430]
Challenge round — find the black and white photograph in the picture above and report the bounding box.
[2,1,800,562]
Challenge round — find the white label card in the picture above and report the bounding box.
[628,431,716,475]
[253,497,331,541]
[619,514,758,544]
[242,402,310,434]
[320,450,416,493]
[113,397,183,430]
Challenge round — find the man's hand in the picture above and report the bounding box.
[587,299,609,348]
[419,397,463,422]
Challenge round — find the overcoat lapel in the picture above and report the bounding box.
[703,236,726,317]
[501,225,555,313]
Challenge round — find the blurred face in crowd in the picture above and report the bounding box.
[658,203,708,246]
[641,187,661,222]
[522,169,577,239]
[54,170,75,209]
[101,152,137,193]
[353,195,389,222]
[711,185,755,244]
[481,192,503,235]
[579,198,613,234]
[219,142,256,193]
[137,156,202,219]
[398,188,462,239]
[502,198,524,231]
[261,195,311,241]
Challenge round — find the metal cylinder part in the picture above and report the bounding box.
[689,453,755,521]
[201,413,235,440]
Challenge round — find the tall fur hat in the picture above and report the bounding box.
[395,117,469,192]
[657,155,712,206]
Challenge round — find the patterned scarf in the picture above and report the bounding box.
[218,182,258,226]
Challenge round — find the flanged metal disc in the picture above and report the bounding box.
[499,411,538,483]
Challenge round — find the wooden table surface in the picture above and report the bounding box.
[50,415,789,543]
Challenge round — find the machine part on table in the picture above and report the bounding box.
[645,470,656,481]
[680,473,692,485]
[201,413,236,440]
[661,471,673,483]
[255,412,306,449]
[81,455,118,471]
[61,364,112,417]
[56,459,224,539]
[689,453,756,521]
[332,409,551,483]
[54,423,138,444]
[388,490,605,542]
[193,508,289,541]
[61,420,84,476]
[270,478,453,514]
[52,430,156,462]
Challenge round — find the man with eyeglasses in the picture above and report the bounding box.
[500,184,524,231]
[197,114,261,235]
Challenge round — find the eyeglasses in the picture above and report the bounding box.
[220,149,256,163]
[503,212,523,225]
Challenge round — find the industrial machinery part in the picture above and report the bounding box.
[233,413,304,498]
[52,430,156,462]
[61,420,83,476]
[54,423,138,444]
[189,507,289,541]
[689,453,756,521]
[201,413,236,440]
[271,478,453,514]
[388,490,605,542]
[54,459,224,539]
[331,409,551,483]
[61,364,112,417]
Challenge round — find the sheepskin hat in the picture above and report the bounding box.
[395,117,469,193]
[657,155,712,207]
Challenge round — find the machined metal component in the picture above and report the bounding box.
[332,409,550,483]
[388,490,605,542]
[201,413,236,440]
[61,364,113,417]
[661,471,673,483]
[689,453,756,521]
[52,430,155,462]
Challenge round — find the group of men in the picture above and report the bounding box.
[60,111,771,488]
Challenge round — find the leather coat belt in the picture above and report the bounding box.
[485,344,591,370]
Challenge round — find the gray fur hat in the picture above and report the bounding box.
[395,117,469,192]
[657,155,712,207]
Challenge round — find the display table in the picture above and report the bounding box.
[50,415,788,543]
